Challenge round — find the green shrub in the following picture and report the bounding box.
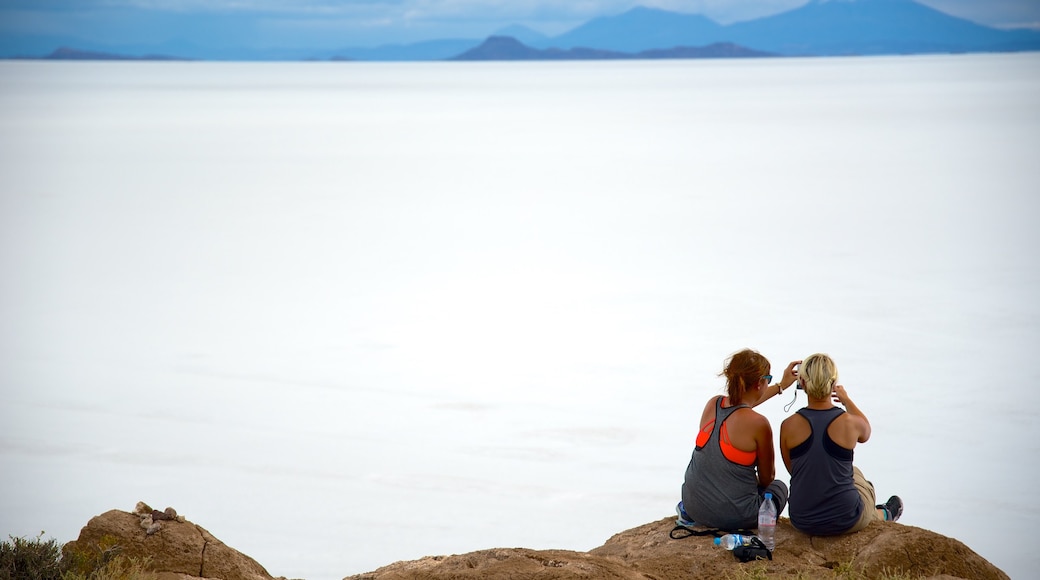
[60,536,153,580]
[0,533,64,580]
[61,555,154,580]
[59,535,121,579]
[0,533,153,580]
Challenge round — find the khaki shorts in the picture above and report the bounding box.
[845,466,880,533]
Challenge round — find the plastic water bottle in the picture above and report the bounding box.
[713,533,754,550]
[758,492,777,550]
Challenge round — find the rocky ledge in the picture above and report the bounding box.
[345,516,1007,580]
[65,504,1007,580]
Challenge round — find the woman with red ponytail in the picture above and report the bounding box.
[678,348,800,530]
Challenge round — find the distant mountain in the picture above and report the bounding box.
[454,0,1040,59]
[492,24,552,48]
[638,42,776,59]
[450,36,621,60]
[331,39,480,61]
[551,6,727,53]
[450,36,774,61]
[3,0,1038,61]
[1,35,335,61]
[44,47,186,61]
[723,0,1040,55]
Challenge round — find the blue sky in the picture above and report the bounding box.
[1,0,1038,49]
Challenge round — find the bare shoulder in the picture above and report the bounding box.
[732,406,771,432]
[781,412,807,430]
[780,412,810,440]
[836,409,867,431]
[698,395,721,426]
[830,411,867,446]
[703,395,721,411]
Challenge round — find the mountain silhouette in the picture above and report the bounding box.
[4,0,1038,60]
[548,6,727,53]
[451,35,774,61]
[724,0,1040,55]
[491,24,551,48]
[338,0,1040,60]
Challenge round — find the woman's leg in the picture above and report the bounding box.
[846,466,881,533]
[762,480,789,514]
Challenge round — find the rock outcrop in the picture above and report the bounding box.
[63,506,1008,580]
[63,504,274,580]
[345,516,1009,580]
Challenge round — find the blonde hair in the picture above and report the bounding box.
[799,353,837,399]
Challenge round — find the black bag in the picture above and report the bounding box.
[732,536,772,562]
[668,521,770,562]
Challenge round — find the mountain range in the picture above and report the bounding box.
[7,0,1040,61]
[537,2,1040,56]
[450,36,776,61]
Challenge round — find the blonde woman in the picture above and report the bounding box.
[779,353,902,535]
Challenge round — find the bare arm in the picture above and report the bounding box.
[748,360,802,408]
[779,359,802,391]
[833,385,871,443]
[754,416,776,487]
[778,417,794,474]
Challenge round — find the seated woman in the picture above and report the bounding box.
[779,353,902,535]
[678,348,798,530]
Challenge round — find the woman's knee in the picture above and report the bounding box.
[765,480,789,512]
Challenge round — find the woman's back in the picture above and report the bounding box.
[678,349,794,532]
[779,353,900,535]
[681,396,761,529]
[787,407,862,535]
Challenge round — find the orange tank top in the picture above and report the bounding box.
[695,397,757,466]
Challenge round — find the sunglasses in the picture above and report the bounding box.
[762,375,773,382]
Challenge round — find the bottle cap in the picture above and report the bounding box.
[764,492,773,499]
[713,537,721,546]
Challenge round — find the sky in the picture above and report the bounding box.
[1,0,1039,49]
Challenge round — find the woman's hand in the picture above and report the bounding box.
[780,360,802,391]
[832,384,851,406]
[832,384,871,442]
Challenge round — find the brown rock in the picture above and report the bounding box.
[346,548,648,580]
[345,516,1009,580]
[63,508,274,580]
[62,507,1008,580]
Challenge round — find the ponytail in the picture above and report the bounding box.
[720,349,771,404]
[799,353,838,399]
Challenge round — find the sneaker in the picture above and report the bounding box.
[876,495,903,522]
[675,501,696,527]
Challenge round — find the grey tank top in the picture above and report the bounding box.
[788,407,863,535]
[680,396,759,530]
